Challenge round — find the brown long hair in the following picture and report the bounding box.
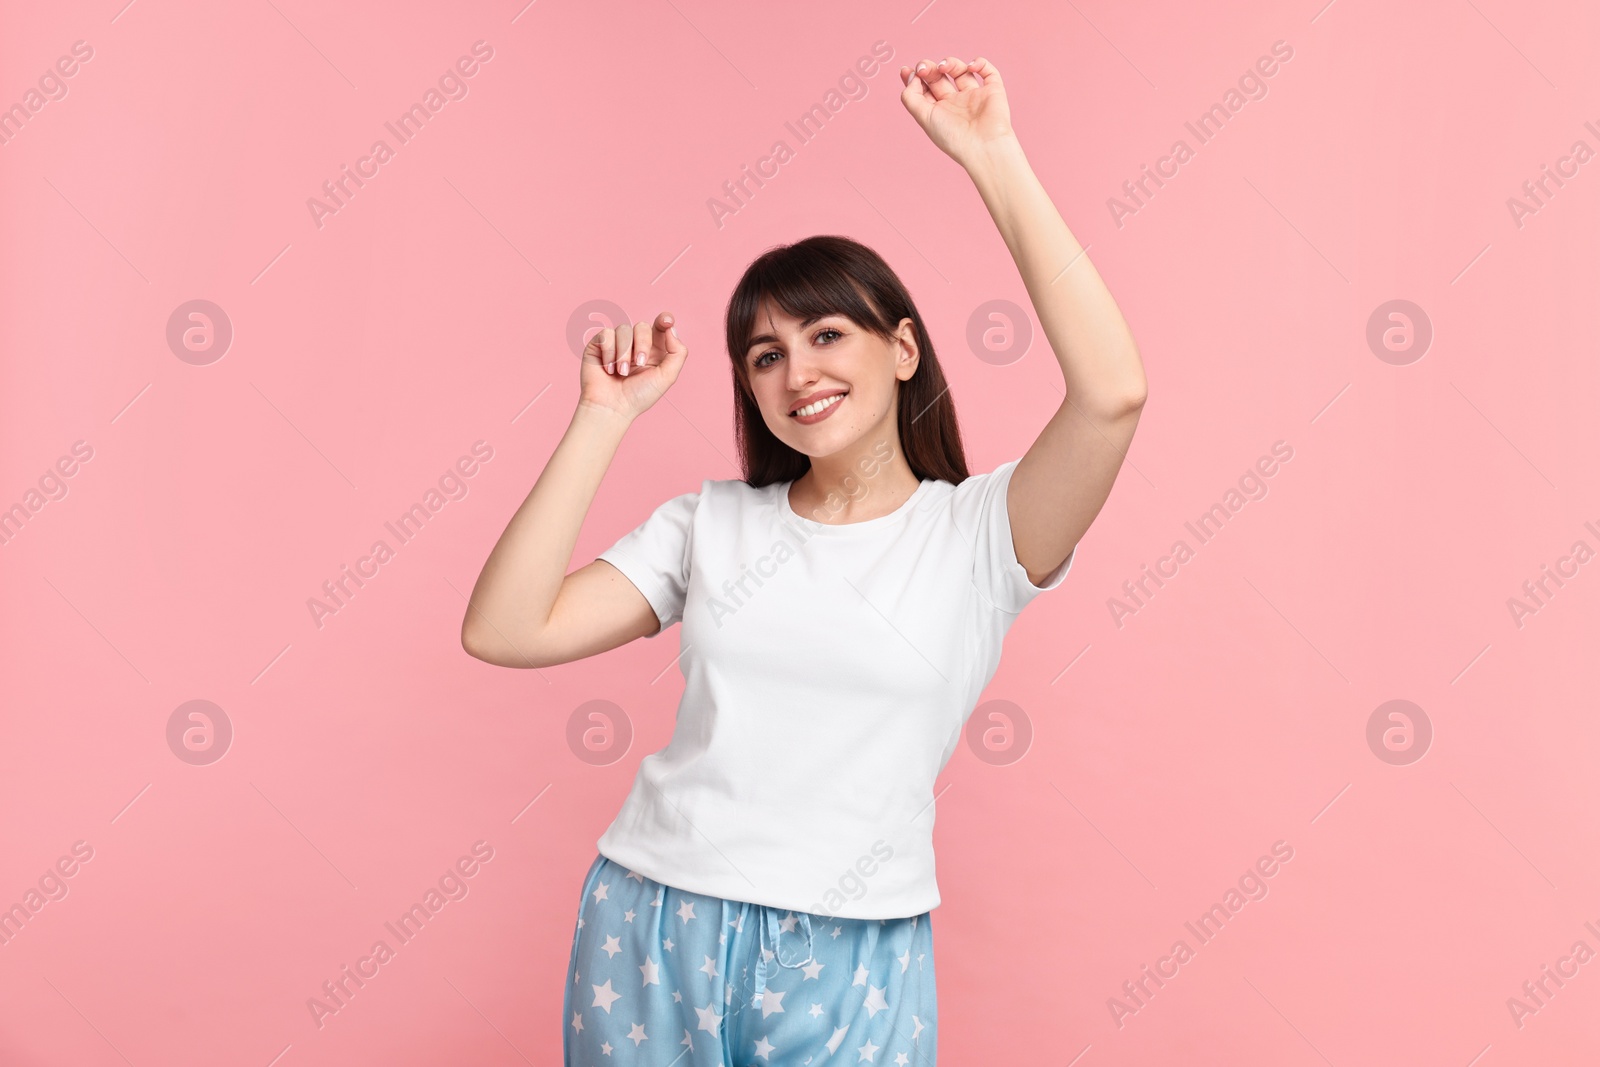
[723,235,970,488]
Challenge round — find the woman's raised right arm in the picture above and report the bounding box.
[460,312,688,669]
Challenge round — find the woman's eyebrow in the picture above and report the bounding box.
[745,314,830,352]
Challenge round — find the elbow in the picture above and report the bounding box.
[460,620,488,662]
[1088,387,1146,422]
[461,618,548,669]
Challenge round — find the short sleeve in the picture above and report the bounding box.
[596,490,699,638]
[961,458,1076,615]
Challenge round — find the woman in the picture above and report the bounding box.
[462,55,1146,1066]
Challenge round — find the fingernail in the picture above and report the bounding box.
[671,326,679,339]
[621,362,630,376]
[605,362,614,372]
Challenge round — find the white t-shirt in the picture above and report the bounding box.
[593,458,1074,919]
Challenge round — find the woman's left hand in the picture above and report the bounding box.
[898,56,1015,166]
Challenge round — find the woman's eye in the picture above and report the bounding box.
[753,328,841,369]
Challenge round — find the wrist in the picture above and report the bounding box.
[964,132,1026,180]
[573,400,636,435]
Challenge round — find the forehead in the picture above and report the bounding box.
[751,299,838,329]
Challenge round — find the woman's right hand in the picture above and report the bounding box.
[577,311,688,422]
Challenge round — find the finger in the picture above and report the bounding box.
[591,327,616,373]
[657,313,689,378]
[625,319,650,376]
[615,322,634,375]
[968,55,1002,89]
[914,59,955,102]
[943,56,980,90]
[900,64,934,117]
[646,311,678,367]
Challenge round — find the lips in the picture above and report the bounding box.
[790,389,848,416]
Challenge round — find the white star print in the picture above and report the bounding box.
[897,948,910,973]
[672,990,683,1003]
[571,1011,583,1032]
[808,1002,824,1018]
[698,955,719,979]
[851,963,870,986]
[752,1034,777,1060]
[663,937,675,952]
[801,959,825,980]
[680,1028,694,1053]
[862,984,889,1017]
[592,882,609,903]
[650,888,664,907]
[640,956,660,986]
[894,1054,909,1065]
[600,1040,613,1055]
[729,913,746,933]
[601,935,622,958]
[758,989,787,1018]
[694,1002,724,1034]
[677,900,697,923]
[626,870,644,882]
[623,908,636,923]
[856,1036,880,1062]
[910,1015,924,1040]
[627,1022,647,1047]
[825,1025,849,1053]
[591,979,621,1013]
[829,925,843,939]
[779,912,800,933]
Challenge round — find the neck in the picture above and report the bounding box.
[790,436,920,524]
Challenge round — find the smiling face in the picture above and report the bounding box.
[741,298,920,460]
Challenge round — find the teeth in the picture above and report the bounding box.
[794,394,844,417]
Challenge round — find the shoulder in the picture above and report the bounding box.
[660,473,773,521]
[926,459,1020,527]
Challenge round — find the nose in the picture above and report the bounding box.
[784,347,821,397]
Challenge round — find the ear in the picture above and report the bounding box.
[894,318,920,380]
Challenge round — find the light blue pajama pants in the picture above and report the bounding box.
[563,853,937,1066]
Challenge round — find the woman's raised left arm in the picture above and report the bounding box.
[901,55,1147,585]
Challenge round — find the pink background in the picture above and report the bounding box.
[3,0,1598,1063]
